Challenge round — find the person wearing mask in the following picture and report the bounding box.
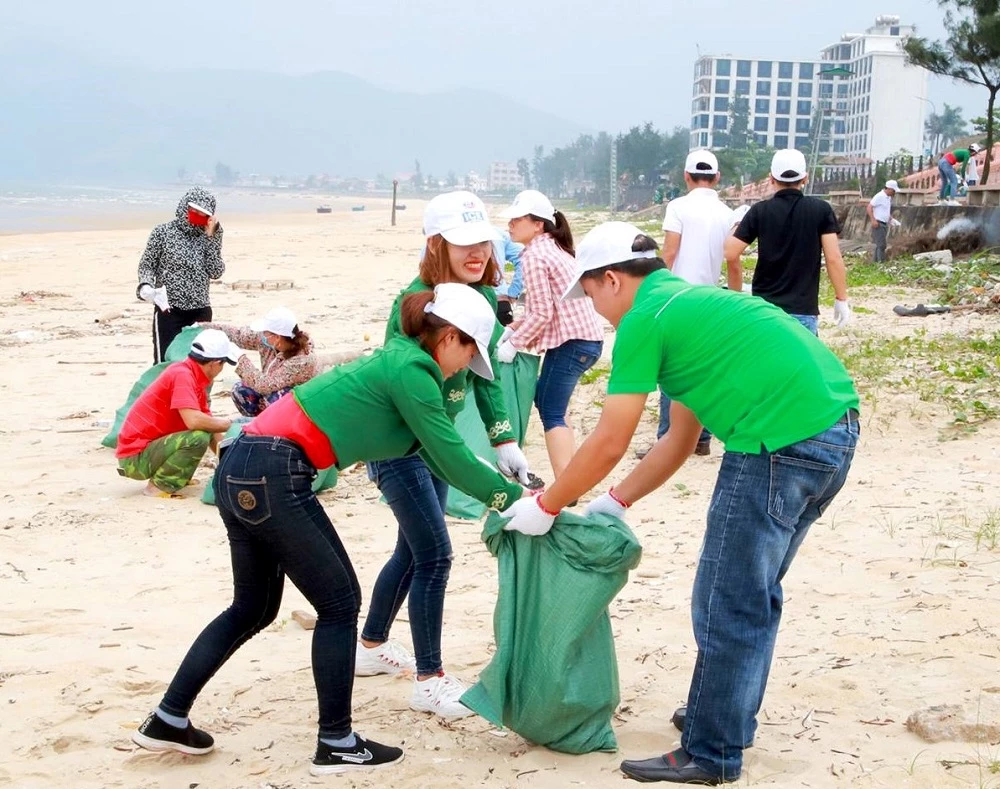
[131,284,530,776]
[496,189,604,478]
[115,329,236,497]
[201,306,317,416]
[501,221,860,785]
[866,180,898,263]
[355,192,532,719]
[724,149,851,336]
[137,187,225,363]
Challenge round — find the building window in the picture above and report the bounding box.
[777,81,792,97]
[715,78,730,94]
[756,80,771,95]
[737,60,752,77]
[698,114,710,129]
[798,82,813,97]
[819,83,833,97]
[775,135,789,149]
[778,61,794,79]
[795,136,810,149]
[754,133,768,146]
[819,139,830,153]
[716,59,732,76]
[799,63,814,80]
[775,118,790,132]
[834,120,846,134]
[755,98,770,114]
[714,97,729,112]
[890,25,899,35]
[834,139,845,153]
[713,114,728,130]
[797,100,812,116]
[757,60,772,77]
[776,100,791,115]
[837,83,849,97]
[795,118,811,133]
[700,132,709,146]
[754,117,769,132]
[735,79,750,94]
[690,133,700,148]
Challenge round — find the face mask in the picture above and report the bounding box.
[187,208,211,227]
[260,333,275,350]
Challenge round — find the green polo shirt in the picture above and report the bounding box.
[385,277,516,445]
[294,335,521,511]
[608,270,859,453]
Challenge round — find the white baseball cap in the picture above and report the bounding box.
[885,180,900,191]
[770,149,808,183]
[423,191,500,246]
[250,306,297,338]
[499,190,556,223]
[425,282,497,380]
[685,149,719,175]
[970,143,983,153]
[562,222,658,301]
[187,201,213,216]
[190,328,240,364]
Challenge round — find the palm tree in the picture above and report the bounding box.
[924,103,967,153]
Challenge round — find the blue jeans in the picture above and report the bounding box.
[535,339,603,430]
[363,454,452,675]
[657,390,711,444]
[939,159,959,199]
[680,410,859,780]
[159,434,361,739]
[790,314,818,336]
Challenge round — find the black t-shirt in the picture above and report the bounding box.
[734,189,841,315]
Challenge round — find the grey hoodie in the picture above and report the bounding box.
[136,187,225,310]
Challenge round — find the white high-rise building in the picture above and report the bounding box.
[690,15,929,161]
[488,161,525,192]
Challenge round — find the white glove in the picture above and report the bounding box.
[496,340,518,364]
[833,299,852,327]
[495,441,530,485]
[890,218,902,228]
[584,490,629,520]
[499,327,515,345]
[501,494,557,536]
[139,284,170,312]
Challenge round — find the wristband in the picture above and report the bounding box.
[608,488,631,509]
[535,493,560,517]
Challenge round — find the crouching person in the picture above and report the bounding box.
[116,329,236,497]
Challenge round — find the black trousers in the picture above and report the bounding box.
[152,306,213,363]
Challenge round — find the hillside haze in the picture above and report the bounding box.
[0,43,587,184]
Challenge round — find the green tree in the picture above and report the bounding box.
[924,103,968,152]
[516,158,531,188]
[445,170,458,188]
[904,0,1000,181]
[971,108,1000,133]
[532,145,545,188]
[213,161,237,186]
[410,159,424,192]
[715,96,751,151]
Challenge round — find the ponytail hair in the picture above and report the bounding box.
[283,326,311,359]
[531,210,574,256]
[400,290,476,350]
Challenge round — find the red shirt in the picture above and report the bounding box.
[243,393,337,469]
[116,357,212,459]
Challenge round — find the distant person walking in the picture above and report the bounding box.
[724,149,851,336]
[938,143,982,201]
[866,180,898,263]
[137,187,225,363]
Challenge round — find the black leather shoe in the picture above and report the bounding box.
[694,441,711,456]
[672,706,687,732]
[620,748,736,784]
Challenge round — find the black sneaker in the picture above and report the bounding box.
[309,734,404,776]
[131,711,215,755]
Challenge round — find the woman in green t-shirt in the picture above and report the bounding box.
[130,284,526,778]
[355,191,535,720]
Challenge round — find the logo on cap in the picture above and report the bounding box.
[461,210,485,223]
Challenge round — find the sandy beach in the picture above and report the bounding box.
[2,195,999,789]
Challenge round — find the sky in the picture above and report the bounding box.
[3,0,987,136]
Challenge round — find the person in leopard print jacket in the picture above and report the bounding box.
[137,187,225,363]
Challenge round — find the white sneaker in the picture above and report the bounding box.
[409,674,474,719]
[354,640,416,676]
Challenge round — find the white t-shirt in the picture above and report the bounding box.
[661,188,735,286]
[869,190,892,222]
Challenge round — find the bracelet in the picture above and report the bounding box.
[608,488,631,509]
[535,493,560,517]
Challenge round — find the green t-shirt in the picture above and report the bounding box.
[385,277,516,445]
[608,270,859,453]
[294,335,521,511]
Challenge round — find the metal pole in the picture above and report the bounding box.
[391,180,398,227]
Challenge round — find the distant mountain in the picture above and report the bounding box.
[0,43,587,184]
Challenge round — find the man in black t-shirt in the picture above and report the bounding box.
[724,149,851,335]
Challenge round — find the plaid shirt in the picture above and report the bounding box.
[510,234,603,352]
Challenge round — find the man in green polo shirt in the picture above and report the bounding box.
[501,222,860,785]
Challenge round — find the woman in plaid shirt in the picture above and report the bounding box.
[497,190,604,478]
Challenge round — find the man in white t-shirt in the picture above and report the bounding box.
[866,180,897,263]
[641,149,738,458]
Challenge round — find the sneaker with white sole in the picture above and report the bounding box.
[131,711,215,755]
[309,734,404,776]
[409,673,474,719]
[355,640,416,676]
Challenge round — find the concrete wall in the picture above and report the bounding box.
[837,203,1000,246]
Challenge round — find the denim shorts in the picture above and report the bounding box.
[534,339,603,430]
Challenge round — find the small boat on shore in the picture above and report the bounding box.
[351,205,365,212]
[316,205,332,214]
[395,204,407,210]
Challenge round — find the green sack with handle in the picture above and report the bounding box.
[445,353,540,520]
[461,509,642,753]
